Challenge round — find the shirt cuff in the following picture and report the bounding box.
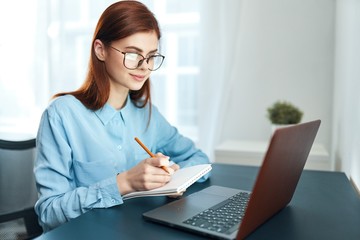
[87,175,123,208]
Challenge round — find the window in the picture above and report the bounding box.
[0,1,42,138]
[145,0,201,141]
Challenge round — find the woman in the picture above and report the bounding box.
[34,0,210,232]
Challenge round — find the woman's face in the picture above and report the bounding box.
[101,31,159,93]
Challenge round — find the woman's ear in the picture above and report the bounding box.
[94,39,106,61]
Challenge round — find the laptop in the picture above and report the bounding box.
[143,119,321,239]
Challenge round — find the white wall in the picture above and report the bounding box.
[333,0,360,190]
[218,0,335,153]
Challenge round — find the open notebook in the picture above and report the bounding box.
[123,164,212,200]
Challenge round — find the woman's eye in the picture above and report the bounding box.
[125,53,139,61]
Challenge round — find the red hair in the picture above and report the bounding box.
[54,1,161,112]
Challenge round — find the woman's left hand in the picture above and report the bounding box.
[167,162,183,198]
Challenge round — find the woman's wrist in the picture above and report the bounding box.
[116,171,133,195]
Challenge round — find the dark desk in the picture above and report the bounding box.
[35,164,360,240]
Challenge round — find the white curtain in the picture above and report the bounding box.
[198,0,243,160]
[333,0,360,190]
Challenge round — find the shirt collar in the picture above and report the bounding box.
[94,95,132,125]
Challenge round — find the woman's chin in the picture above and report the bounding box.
[130,79,148,90]
[129,83,145,91]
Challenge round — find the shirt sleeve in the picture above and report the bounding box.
[152,106,211,182]
[34,106,122,232]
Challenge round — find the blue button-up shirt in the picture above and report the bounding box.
[34,95,210,231]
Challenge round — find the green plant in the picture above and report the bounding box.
[267,101,303,124]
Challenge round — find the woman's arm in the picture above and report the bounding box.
[34,108,122,231]
[152,106,211,181]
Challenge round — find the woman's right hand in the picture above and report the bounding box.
[116,154,174,195]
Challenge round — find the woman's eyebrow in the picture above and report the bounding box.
[124,46,159,54]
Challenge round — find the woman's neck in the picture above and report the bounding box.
[108,85,129,110]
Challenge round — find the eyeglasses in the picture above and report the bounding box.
[109,46,165,71]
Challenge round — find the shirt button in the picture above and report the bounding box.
[111,199,116,203]
[117,145,122,150]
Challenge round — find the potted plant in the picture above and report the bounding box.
[267,100,303,132]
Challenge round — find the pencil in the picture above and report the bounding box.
[134,137,170,174]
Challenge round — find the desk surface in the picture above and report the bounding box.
[35,164,360,240]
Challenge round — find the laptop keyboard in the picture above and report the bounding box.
[183,191,250,235]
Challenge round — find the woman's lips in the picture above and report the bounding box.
[130,73,146,82]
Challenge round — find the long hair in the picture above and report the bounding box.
[54,1,161,113]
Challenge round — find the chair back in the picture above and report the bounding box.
[0,139,38,215]
[0,137,43,239]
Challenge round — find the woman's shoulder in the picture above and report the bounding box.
[46,94,86,116]
[49,94,80,107]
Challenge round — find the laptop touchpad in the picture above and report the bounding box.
[143,191,228,222]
